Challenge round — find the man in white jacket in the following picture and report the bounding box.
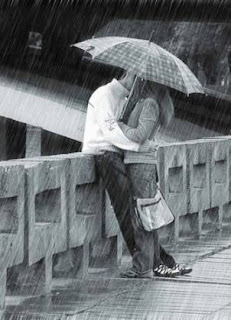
[82,71,152,155]
[82,70,156,259]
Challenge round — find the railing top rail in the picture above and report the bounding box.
[158,136,231,147]
[1,136,231,166]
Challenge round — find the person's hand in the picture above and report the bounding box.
[118,121,128,133]
[148,141,159,152]
[137,140,159,153]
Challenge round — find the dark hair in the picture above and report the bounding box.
[119,70,127,80]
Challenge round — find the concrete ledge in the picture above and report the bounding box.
[2,137,231,304]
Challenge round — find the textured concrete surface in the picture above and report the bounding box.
[3,224,231,320]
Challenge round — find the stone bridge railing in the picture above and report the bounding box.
[1,137,231,309]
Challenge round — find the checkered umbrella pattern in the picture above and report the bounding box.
[72,36,204,95]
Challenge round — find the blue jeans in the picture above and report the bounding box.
[94,152,175,273]
[94,152,135,255]
[127,163,176,273]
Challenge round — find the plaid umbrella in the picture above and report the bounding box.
[71,36,204,95]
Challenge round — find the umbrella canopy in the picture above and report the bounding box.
[72,36,204,95]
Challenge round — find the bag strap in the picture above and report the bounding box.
[133,199,146,230]
[135,207,146,230]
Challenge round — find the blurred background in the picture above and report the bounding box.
[0,0,230,159]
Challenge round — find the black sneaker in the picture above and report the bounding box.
[154,264,178,278]
[171,264,192,276]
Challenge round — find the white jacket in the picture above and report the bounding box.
[82,79,150,154]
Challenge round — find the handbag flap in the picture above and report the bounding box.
[136,190,161,207]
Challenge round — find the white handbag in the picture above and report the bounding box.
[135,190,174,231]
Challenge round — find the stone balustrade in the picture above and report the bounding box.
[158,137,231,241]
[0,137,231,308]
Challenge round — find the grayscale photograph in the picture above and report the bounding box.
[0,0,230,319]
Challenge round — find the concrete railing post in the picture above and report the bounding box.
[158,144,187,243]
[0,162,25,308]
[210,139,230,230]
[25,125,41,158]
[8,159,67,295]
[187,141,211,237]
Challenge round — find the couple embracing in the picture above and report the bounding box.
[82,70,192,278]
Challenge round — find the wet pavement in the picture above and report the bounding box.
[3,224,231,320]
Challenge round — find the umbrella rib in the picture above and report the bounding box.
[174,57,203,94]
[173,58,189,94]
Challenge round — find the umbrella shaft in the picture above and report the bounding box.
[120,76,139,121]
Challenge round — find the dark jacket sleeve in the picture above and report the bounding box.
[118,99,159,144]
